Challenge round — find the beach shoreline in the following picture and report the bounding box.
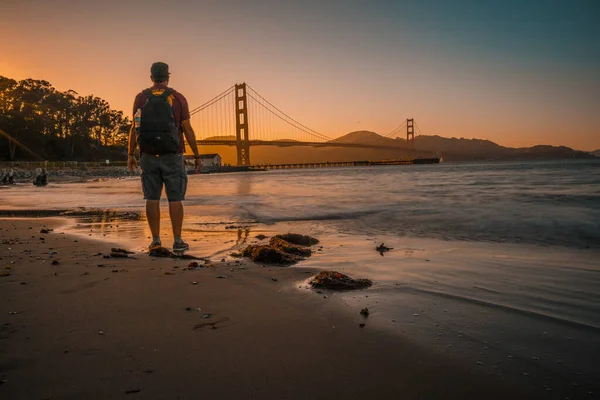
[0,217,550,399]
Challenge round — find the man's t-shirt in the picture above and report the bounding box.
[133,83,190,154]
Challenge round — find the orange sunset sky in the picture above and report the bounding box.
[1,0,599,150]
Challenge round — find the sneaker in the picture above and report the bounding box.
[173,240,190,253]
[148,241,162,250]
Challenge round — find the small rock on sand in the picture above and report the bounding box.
[239,233,318,265]
[376,243,393,255]
[310,271,372,291]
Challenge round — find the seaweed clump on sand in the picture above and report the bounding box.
[239,233,319,265]
[148,246,203,260]
[60,209,143,222]
[309,271,372,290]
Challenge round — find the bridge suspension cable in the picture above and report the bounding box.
[415,121,425,137]
[385,119,407,138]
[189,85,236,140]
[246,85,332,143]
[189,83,334,144]
[189,85,235,116]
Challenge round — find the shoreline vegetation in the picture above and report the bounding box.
[0,216,542,399]
[0,76,129,162]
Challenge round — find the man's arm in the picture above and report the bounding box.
[127,95,140,172]
[182,120,201,173]
[182,120,199,157]
[128,123,137,156]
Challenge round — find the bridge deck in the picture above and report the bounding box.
[196,139,409,151]
[255,158,438,170]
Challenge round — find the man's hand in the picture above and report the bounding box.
[127,155,137,172]
[194,157,201,173]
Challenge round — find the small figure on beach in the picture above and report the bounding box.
[0,169,13,185]
[127,62,202,253]
[33,168,48,187]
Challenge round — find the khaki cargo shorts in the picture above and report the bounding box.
[140,153,188,202]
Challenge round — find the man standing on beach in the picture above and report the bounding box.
[127,62,202,252]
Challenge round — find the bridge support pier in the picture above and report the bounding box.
[235,83,250,166]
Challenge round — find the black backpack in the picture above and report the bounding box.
[138,88,180,154]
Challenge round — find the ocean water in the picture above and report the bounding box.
[2,159,600,396]
[3,159,599,248]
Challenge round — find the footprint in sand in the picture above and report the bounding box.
[192,317,230,331]
[0,323,17,340]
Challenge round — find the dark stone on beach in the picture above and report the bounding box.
[125,389,141,394]
[111,247,134,255]
[40,228,53,234]
[188,261,200,269]
[109,252,129,258]
[273,233,319,246]
[255,234,268,240]
[360,307,370,317]
[376,243,393,255]
[51,260,59,265]
[241,245,299,265]
[271,277,278,282]
[359,323,366,328]
[309,271,372,291]
[239,233,317,265]
[269,237,312,257]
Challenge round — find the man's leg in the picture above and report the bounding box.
[146,200,161,239]
[140,154,163,247]
[162,154,188,250]
[168,201,183,240]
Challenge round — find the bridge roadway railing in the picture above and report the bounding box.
[254,159,416,170]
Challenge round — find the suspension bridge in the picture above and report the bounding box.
[190,83,426,166]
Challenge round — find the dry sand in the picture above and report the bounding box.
[0,218,542,399]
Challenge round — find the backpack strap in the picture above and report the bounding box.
[160,88,174,99]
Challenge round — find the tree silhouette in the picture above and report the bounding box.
[0,75,131,161]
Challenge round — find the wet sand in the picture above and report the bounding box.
[0,218,542,399]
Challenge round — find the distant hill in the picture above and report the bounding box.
[332,131,593,161]
[414,136,593,161]
[591,150,600,157]
[331,130,397,146]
